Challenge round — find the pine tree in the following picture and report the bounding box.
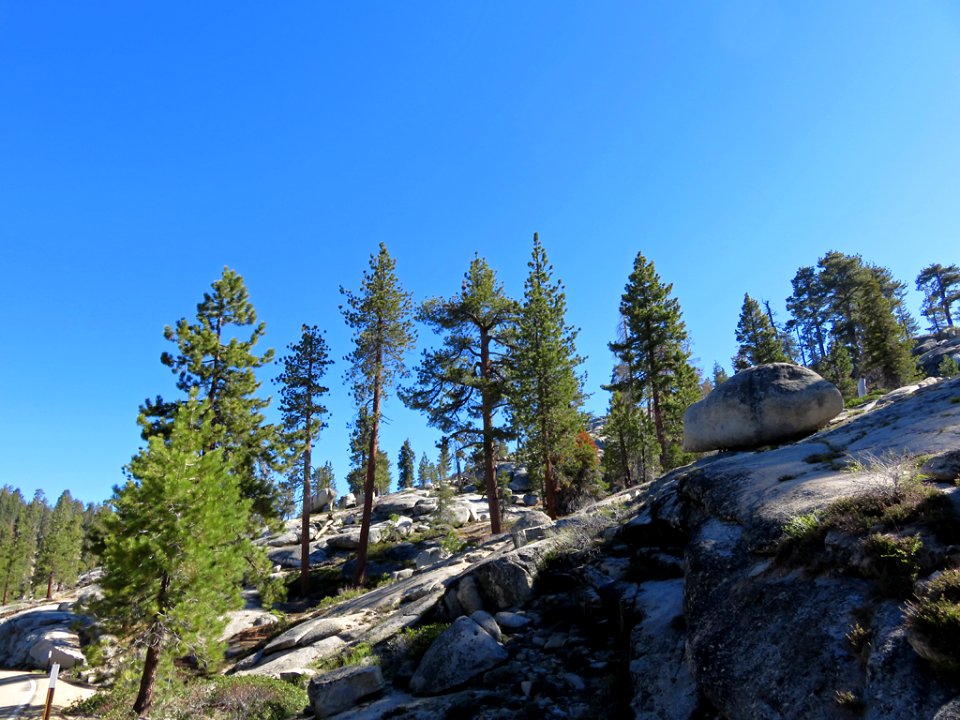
[785,265,830,367]
[712,362,730,387]
[732,293,789,371]
[600,390,648,487]
[509,234,586,518]
[820,343,857,400]
[138,267,282,519]
[314,462,335,492]
[858,273,919,390]
[402,256,517,534]
[0,487,39,604]
[34,490,84,599]
[340,244,415,586]
[436,437,452,483]
[917,263,960,330]
[609,252,700,470]
[398,440,416,489]
[345,408,392,498]
[417,452,436,488]
[274,324,333,597]
[95,399,255,716]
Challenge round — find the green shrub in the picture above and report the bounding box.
[783,513,821,540]
[907,569,960,675]
[395,622,449,662]
[314,642,379,672]
[862,533,923,596]
[67,674,307,720]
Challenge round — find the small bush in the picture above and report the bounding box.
[783,513,821,540]
[862,533,923,597]
[314,642,379,672]
[439,529,465,555]
[906,569,960,675]
[395,622,449,662]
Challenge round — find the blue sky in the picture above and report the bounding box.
[1,2,958,505]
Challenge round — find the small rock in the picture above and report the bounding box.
[470,610,502,642]
[544,633,567,650]
[494,611,531,630]
[457,576,484,615]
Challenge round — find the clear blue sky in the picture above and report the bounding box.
[1,2,958,505]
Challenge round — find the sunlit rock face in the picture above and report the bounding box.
[683,363,843,452]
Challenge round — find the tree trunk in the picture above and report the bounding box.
[355,362,382,588]
[46,571,54,600]
[480,330,502,534]
[300,406,312,598]
[542,416,557,518]
[134,573,169,716]
[617,427,632,487]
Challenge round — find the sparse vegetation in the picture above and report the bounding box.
[67,674,307,720]
[906,569,960,675]
[314,642,379,672]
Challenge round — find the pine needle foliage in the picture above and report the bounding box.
[509,233,586,518]
[138,267,282,520]
[732,293,788,371]
[401,255,518,534]
[340,243,415,586]
[95,399,257,716]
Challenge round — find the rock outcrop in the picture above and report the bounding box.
[683,363,843,451]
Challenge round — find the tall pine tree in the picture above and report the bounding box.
[398,440,416,489]
[274,324,332,597]
[34,490,84,599]
[340,244,415,586]
[138,267,282,519]
[732,293,788,371]
[917,263,960,330]
[509,234,586,518]
[402,256,517,534]
[609,252,700,471]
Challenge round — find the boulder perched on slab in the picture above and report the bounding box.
[683,363,843,452]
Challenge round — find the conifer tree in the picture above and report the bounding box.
[600,390,651,487]
[275,324,332,597]
[785,265,830,367]
[402,256,517,534]
[732,293,789,370]
[712,362,730,387]
[509,234,586,518]
[34,490,84,599]
[820,343,857,400]
[345,408,392,498]
[0,488,40,604]
[917,263,960,330]
[96,400,255,716]
[609,252,700,470]
[417,452,436,488]
[398,440,416,489]
[340,244,415,586]
[858,273,919,390]
[138,267,282,519]
[436,437,452,483]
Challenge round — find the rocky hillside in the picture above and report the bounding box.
[4,375,959,719]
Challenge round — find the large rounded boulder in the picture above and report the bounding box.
[683,363,843,452]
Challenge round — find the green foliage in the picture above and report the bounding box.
[94,399,262,714]
[34,490,85,597]
[418,452,437,488]
[346,407,392,497]
[402,255,518,534]
[906,569,960,675]
[439,528,465,555]
[732,293,788,370]
[314,642,379,672]
[857,272,919,390]
[783,513,821,540]
[0,487,43,603]
[821,344,857,400]
[862,532,922,596]
[938,355,960,379]
[67,674,307,720]
[609,251,701,472]
[916,263,960,331]
[398,439,416,489]
[509,234,587,518]
[394,622,450,662]
[138,267,282,520]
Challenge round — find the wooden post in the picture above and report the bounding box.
[42,661,59,720]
